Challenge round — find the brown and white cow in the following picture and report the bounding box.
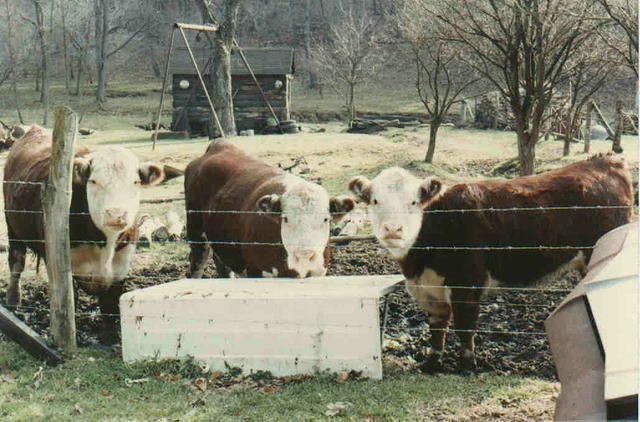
[185,140,355,279]
[3,126,164,342]
[349,154,633,372]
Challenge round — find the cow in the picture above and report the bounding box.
[348,153,633,372]
[332,207,367,236]
[185,140,355,279]
[3,126,164,342]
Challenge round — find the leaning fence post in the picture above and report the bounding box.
[43,106,77,352]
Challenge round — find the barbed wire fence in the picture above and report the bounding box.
[0,172,635,344]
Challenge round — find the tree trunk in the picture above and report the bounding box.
[583,101,593,154]
[33,0,49,123]
[210,43,236,137]
[348,83,356,120]
[304,0,317,88]
[75,57,83,96]
[562,120,572,157]
[425,120,441,163]
[61,1,70,92]
[612,100,624,153]
[517,132,536,176]
[12,81,24,124]
[94,0,108,104]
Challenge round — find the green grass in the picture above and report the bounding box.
[0,342,556,422]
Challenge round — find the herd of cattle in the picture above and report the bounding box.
[2,125,634,371]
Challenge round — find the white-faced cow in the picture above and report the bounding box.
[3,126,164,342]
[185,140,355,279]
[349,154,633,372]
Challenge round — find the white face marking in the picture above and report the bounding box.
[367,168,427,259]
[84,147,145,235]
[279,176,331,278]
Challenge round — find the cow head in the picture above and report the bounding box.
[73,147,164,235]
[349,167,444,259]
[258,177,355,278]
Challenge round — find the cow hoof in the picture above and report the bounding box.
[419,353,444,374]
[6,291,21,307]
[457,356,477,375]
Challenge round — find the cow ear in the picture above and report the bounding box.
[419,178,443,206]
[257,194,281,214]
[139,163,164,187]
[73,157,91,185]
[330,195,356,223]
[348,176,372,204]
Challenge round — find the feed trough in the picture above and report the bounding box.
[121,275,402,379]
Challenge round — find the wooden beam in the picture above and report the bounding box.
[174,23,219,32]
[592,101,615,138]
[43,106,77,352]
[0,305,63,365]
[152,28,177,151]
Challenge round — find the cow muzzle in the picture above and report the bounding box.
[104,208,129,229]
[293,250,317,263]
[382,223,403,240]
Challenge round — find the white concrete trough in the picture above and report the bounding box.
[120,275,403,379]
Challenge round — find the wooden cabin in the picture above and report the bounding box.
[169,47,295,135]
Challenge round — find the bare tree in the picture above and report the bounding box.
[560,47,616,156]
[1,0,25,123]
[432,0,602,175]
[311,5,382,120]
[23,0,50,124]
[596,0,638,77]
[94,0,147,104]
[397,0,478,163]
[196,0,242,137]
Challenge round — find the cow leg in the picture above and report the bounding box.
[7,241,27,306]
[451,288,482,373]
[405,274,452,373]
[188,241,211,278]
[97,282,124,345]
[211,251,231,278]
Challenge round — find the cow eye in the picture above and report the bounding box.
[282,216,289,223]
[134,180,141,185]
[411,200,418,206]
[372,199,378,205]
[89,179,97,185]
[323,217,329,223]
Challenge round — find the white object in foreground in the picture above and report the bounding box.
[120,275,402,379]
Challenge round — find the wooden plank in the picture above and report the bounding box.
[42,106,77,352]
[0,304,64,365]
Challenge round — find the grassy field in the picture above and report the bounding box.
[0,79,637,421]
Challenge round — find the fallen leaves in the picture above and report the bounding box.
[124,377,150,387]
[325,401,352,417]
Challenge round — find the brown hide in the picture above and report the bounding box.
[401,153,634,285]
[184,140,330,277]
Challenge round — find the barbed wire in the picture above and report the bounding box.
[0,204,636,217]
[4,269,575,293]
[0,236,604,250]
[0,303,548,336]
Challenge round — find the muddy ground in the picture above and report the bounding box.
[0,239,577,381]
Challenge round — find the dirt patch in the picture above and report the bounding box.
[0,239,573,381]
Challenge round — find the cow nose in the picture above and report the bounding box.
[382,223,403,238]
[105,209,128,227]
[294,250,316,262]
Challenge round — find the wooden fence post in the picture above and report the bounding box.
[43,106,77,352]
[612,100,624,154]
[584,101,593,154]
